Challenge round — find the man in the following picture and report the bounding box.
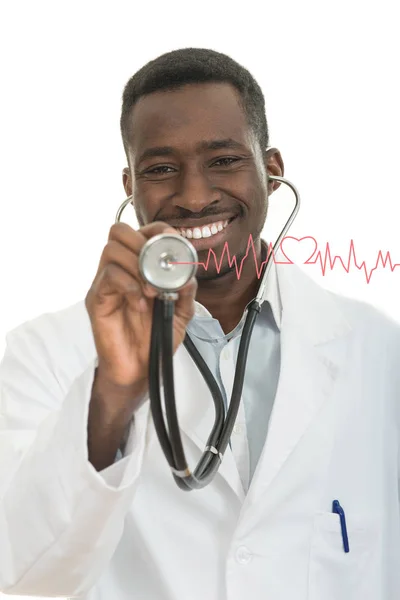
[0,48,399,600]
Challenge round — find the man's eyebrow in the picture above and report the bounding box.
[137,147,175,164]
[137,139,247,165]
[197,139,246,152]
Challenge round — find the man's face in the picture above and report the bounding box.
[123,82,280,280]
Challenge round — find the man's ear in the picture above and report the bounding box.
[122,167,132,197]
[264,147,284,194]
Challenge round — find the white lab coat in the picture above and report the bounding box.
[0,262,400,600]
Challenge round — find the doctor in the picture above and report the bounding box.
[1,47,400,600]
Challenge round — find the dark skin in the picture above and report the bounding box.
[123,82,284,333]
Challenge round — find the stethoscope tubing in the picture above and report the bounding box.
[115,175,301,490]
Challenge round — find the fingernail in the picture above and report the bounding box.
[138,298,148,312]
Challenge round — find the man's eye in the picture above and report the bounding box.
[146,165,175,174]
[212,157,239,167]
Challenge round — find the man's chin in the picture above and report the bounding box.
[194,243,249,282]
[195,264,234,281]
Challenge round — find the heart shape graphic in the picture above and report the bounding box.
[279,236,318,265]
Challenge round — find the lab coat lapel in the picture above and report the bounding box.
[245,262,352,503]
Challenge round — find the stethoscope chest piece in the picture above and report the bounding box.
[139,233,198,292]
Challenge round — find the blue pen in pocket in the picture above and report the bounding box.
[332,499,350,553]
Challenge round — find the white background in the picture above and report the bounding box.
[0,0,399,598]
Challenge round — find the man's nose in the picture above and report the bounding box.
[174,168,220,212]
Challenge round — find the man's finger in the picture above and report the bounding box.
[108,221,178,254]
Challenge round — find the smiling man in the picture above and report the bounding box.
[121,62,283,333]
[1,48,400,600]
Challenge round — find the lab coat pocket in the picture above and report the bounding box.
[308,511,379,600]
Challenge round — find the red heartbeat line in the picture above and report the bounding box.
[172,235,400,284]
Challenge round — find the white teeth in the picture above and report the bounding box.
[179,218,233,239]
[193,228,202,239]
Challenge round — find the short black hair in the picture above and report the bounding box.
[120,48,269,156]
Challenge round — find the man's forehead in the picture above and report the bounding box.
[127,82,251,153]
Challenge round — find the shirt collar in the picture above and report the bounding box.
[192,239,282,330]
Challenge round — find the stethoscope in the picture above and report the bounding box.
[115,175,300,491]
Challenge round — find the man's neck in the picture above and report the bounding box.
[195,238,265,334]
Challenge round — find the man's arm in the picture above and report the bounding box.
[88,367,148,471]
[0,329,149,597]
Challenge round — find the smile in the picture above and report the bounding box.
[176,219,233,240]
